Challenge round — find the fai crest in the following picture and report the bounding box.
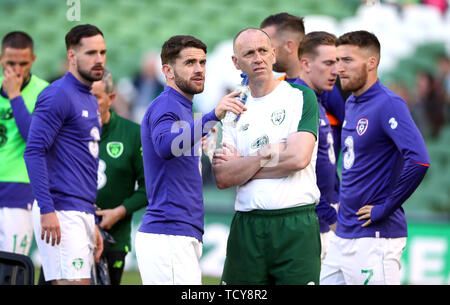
[356,118,369,136]
[107,142,124,158]
[271,109,285,126]
[72,258,84,271]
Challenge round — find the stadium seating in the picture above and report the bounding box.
[0,0,361,80]
[1,0,449,219]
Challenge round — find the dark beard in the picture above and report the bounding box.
[78,66,104,83]
[272,62,285,73]
[174,71,204,95]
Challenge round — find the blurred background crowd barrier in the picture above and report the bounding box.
[1,0,449,284]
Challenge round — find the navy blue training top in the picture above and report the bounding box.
[287,77,338,233]
[338,80,429,238]
[139,86,218,242]
[24,72,101,215]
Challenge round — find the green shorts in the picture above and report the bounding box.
[221,204,321,285]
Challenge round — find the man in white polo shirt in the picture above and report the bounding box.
[212,28,321,285]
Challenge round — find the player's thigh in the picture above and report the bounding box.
[347,237,406,285]
[382,238,407,285]
[33,202,95,281]
[0,207,33,255]
[135,232,202,285]
[220,212,269,285]
[172,235,202,285]
[320,232,346,285]
[270,206,321,285]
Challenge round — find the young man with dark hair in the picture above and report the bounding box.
[24,24,106,285]
[135,35,246,284]
[213,28,321,285]
[320,30,430,285]
[0,31,48,255]
[260,12,305,79]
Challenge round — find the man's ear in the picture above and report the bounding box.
[31,53,37,64]
[285,39,296,55]
[67,49,76,65]
[162,64,174,80]
[231,55,240,70]
[299,57,311,73]
[367,56,378,71]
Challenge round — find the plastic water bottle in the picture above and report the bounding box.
[204,129,217,162]
[222,73,249,125]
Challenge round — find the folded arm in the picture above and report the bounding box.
[252,131,316,179]
[212,142,270,189]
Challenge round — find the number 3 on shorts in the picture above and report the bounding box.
[361,269,373,285]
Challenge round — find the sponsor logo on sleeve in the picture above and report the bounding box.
[389,117,398,129]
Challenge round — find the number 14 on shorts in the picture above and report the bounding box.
[13,234,29,255]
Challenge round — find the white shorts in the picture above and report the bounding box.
[320,230,335,262]
[32,201,95,281]
[0,207,33,255]
[320,234,407,285]
[135,232,203,285]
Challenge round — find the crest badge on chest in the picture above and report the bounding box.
[271,109,285,126]
[356,118,369,136]
[107,141,124,158]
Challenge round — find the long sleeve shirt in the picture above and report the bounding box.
[338,80,429,238]
[138,86,218,242]
[24,72,101,215]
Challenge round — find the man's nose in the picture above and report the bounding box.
[331,63,338,76]
[253,52,263,63]
[12,64,23,76]
[337,62,345,74]
[193,62,204,73]
[95,53,105,64]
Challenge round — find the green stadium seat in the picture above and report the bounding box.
[0,0,360,80]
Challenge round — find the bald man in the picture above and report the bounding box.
[212,28,321,285]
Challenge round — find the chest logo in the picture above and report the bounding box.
[251,135,269,150]
[271,109,285,126]
[107,141,124,158]
[0,108,13,120]
[356,118,369,136]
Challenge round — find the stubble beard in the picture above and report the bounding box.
[272,62,285,73]
[174,70,204,96]
[341,64,368,93]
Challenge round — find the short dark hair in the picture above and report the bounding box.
[298,31,337,59]
[1,31,34,53]
[65,24,104,50]
[336,30,380,57]
[260,13,305,35]
[160,35,207,65]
